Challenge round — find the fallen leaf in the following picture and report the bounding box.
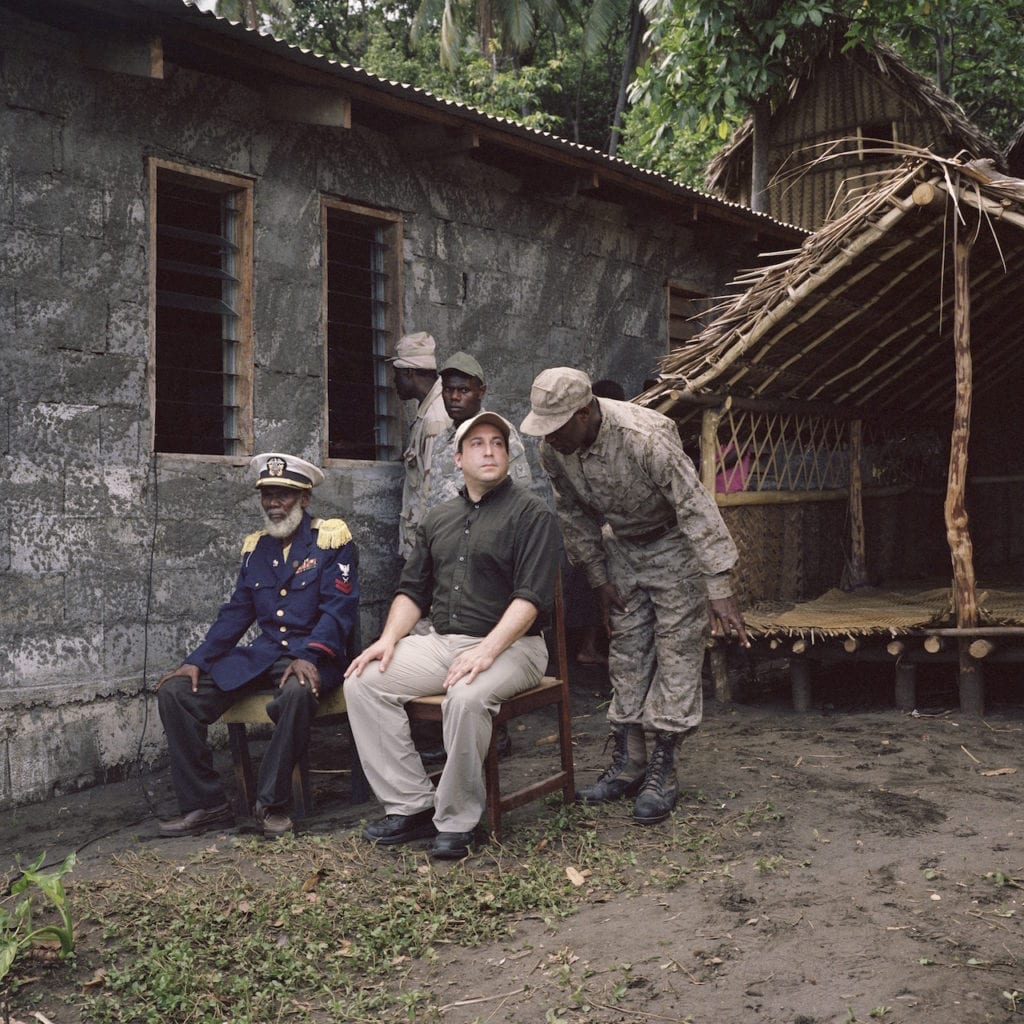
[566,866,586,887]
[237,900,251,914]
[81,968,107,993]
[302,868,326,892]
[535,734,558,746]
[981,768,1017,777]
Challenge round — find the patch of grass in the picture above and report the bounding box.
[37,799,784,1022]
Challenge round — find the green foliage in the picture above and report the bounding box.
[1,852,76,985]
[626,0,1023,184]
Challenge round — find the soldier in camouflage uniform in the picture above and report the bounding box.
[391,332,451,560]
[426,351,533,512]
[522,367,749,824]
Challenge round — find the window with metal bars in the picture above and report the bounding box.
[324,201,402,462]
[152,164,252,455]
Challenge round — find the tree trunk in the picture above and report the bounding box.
[750,97,770,214]
[608,0,642,157]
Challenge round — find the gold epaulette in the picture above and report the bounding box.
[241,530,266,555]
[311,517,352,550]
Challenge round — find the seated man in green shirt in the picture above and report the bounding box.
[344,412,559,859]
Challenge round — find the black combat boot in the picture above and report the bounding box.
[576,726,647,804]
[632,732,680,824]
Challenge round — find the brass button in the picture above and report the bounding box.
[276,609,285,617]
[279,625,286,632]
[280,588,287,597]
[281,639,289,647]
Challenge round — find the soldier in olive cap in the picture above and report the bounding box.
[522,368,749,825]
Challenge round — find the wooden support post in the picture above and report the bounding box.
[847,419,869,587]
[894,662,916,711]
[791,659,813,712]
[710,645,731,703]
[843,636,861,653]
[792,638,808,655]
[886,639,905,657]
[947,232,983,716]
[924,636,945,654]
[700,405,723,496]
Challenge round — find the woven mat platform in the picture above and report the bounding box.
[745,587,953,638]
[978,588,1024,626]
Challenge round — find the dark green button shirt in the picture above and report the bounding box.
[400,477,559,637]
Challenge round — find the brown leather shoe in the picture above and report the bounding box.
[256,804,294,837]
[159,802,234,838]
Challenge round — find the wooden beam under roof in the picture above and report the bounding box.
[264,85,350,129]
[79,31,163,78]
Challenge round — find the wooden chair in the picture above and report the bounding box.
[218,553,370,819]
[404,572,574,843]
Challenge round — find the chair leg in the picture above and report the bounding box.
[556,693,575,807]
[227,723,256,818]
[292,754,313,820]
[484,723,502,843]
[344,717,372,804]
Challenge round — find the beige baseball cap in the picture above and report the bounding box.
[454,411,512,451]
[388,331,437,369]
[520,367,593,436]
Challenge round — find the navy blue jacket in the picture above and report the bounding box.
[186,513,358,693]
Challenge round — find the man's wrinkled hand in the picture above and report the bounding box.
[156,663,200,693]
[281,658,322,698]
[708,596,750,648]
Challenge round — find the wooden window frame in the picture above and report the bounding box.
[321,196,404,466]
[147,157,254,462]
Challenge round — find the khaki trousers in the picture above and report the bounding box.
[344,628,547,832]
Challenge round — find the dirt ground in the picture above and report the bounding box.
[3,655,1023,1024]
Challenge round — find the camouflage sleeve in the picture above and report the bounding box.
[643,421,738,585]
[539,443,609,589]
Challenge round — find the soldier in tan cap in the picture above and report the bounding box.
[389,332,451,559]
[522,368,749,825]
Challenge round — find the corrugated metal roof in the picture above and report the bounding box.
[89,0,804,239]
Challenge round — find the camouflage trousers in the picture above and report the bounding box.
[604,527,708,735]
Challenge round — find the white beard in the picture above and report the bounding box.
[262,501,305,539]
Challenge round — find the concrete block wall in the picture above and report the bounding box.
[0,7,761,807]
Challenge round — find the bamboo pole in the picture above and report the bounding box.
[947,231,983,715]
[847,419,868,587]
[700,405,721,495]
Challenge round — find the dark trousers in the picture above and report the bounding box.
[157,658,321,814]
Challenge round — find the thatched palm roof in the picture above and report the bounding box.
[639,151,1024,428]
[706,42,1004,199]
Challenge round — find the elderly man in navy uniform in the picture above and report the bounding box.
[156,453,359,838]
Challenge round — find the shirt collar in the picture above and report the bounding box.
[459,475,513,505]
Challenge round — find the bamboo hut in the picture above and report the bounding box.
[706,40,1004,231]
[639,152,1024,715]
